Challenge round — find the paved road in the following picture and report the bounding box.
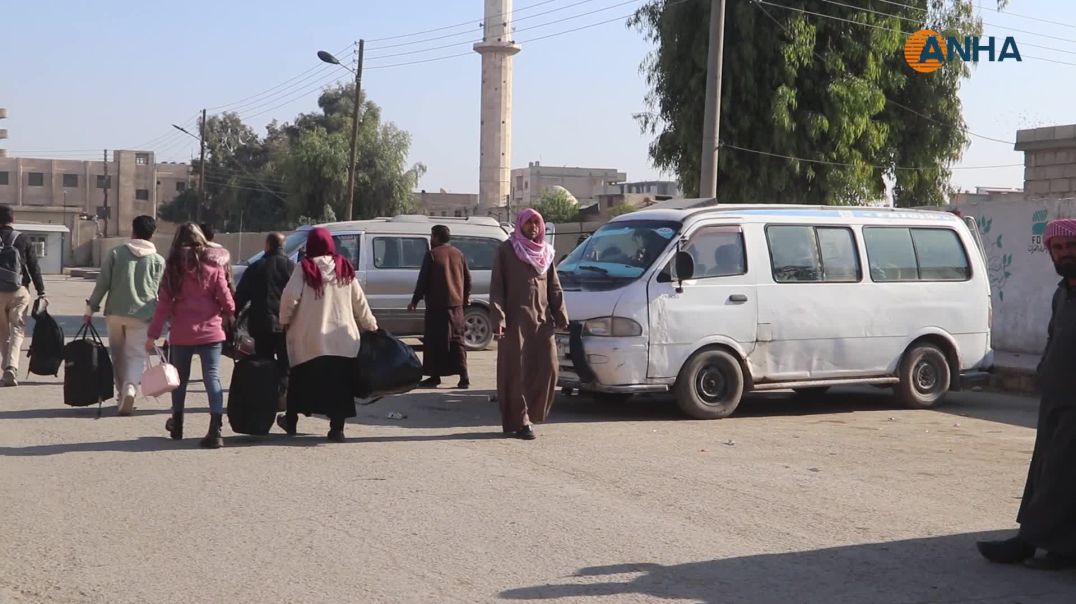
[1,277,1073,603]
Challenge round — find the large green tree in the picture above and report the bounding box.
[631,0,1005,206]
[533,187,582,223]
[286,84,425,219]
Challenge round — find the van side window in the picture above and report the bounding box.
[373,237,429,269]
[864,227,969,282]
[817,227,860,282]
[684,227,745,278]
[863,228,919,281]
[767,226,822,282]
[911,228,970,280]
[333,234,360,266]
[453,237,500,270]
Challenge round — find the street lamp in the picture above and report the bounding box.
[318,42,364,221]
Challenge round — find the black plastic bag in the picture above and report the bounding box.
[353,329,422,399]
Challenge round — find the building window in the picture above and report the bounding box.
[135,189,150,201]
[176,182,186,192]
[135,153,149,166]
[62,174,78,188]
[28,172,45,187]
[96,175,111,189]
[454,210,462,217]
[0,172,8,186]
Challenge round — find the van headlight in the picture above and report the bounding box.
[582,317,643,337]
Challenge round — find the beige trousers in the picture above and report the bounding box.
[0,287,32,373]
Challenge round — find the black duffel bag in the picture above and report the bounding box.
[63,323,114,412]
[353,329,422,400]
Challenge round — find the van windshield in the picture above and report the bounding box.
[557,220,680,291]
[240,230,309,265]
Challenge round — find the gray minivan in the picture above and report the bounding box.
[234,215,509,350]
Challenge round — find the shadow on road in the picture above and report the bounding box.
[500,531,1076,603]
[0,405,180,420]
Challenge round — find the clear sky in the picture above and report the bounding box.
[1,0,1073,196]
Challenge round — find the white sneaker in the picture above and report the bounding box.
[118,384,136,416]
[1,369,17,387]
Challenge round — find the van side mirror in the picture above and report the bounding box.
[675,251,695,280]
[674,251,694,293]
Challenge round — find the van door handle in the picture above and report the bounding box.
[728,294,748,303]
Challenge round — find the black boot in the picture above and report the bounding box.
[327,417,346,443]
[200,413,224,449]
[457,372,470,389]
[165,410,184,440]
[419,376,442,388]
[276,412,297,436]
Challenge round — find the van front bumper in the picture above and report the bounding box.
[556,322,670,394]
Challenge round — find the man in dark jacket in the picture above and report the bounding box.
[0,205,46,387]
[408,225,472,389]
[978,218,1076,571]
[234,232,294,405]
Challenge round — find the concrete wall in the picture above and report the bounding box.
[92,231,280,267]
[952,195,1076,354]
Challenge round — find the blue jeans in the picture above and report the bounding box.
[169,343,224,415]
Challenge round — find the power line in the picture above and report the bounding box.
[818,0,1076,58]
[756,1,1076,67]
[876,0,1076,38]
[366,0,562,43]
[720,142,1023,171]
[365,0,607,54]
[750,1,1016,146]
[366,0,642,62]
[205,42,355,112]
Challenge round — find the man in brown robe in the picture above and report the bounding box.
[409,225,472,389]
[978,218,1076,570]
[490,209,569,440]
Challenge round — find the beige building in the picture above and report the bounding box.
[1014,123,1076,196]
[509,162,626,208]
[0,107,7,159]
[413,190,480,218]
[0,151,190,239]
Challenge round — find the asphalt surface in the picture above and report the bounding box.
[1,277,1074,603]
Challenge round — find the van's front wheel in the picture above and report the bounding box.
[674,349,744,419]
[897,344,951,409]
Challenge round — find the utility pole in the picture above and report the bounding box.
[197,108,207,223]
[345,40,365,221]
[102,149,110,237]
[698,0,727,199]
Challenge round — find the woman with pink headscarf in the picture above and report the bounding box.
[489,208,569,440]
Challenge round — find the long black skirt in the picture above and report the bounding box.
[287,356,356,420]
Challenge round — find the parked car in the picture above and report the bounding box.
[233,215,510,350]
[555,204,993,418]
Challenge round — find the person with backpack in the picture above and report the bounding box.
[83,216,165,416]
[201,223,233,289]
[233,232,294,407]
[146,223,235,449]
[0,205,46,387]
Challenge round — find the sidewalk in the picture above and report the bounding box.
[991,350,1039,395]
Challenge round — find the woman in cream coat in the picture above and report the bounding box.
[277,227,378,442]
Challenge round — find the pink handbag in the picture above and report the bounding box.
[142,347,180,398]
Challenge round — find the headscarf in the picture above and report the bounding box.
[300,227,355,298]
[510,208,556,275]
[1044,219,1076,249]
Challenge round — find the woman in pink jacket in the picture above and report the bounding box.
[146,223,235,449]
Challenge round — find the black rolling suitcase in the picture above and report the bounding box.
[226,357,279,435]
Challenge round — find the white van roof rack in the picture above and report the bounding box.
[384,214,503,227]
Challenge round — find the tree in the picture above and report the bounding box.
[631,0,1004,206]
[281,127,349,222]
[532,188,581,224]
[158,189,200,224]
[286,84,425,218]
[607,203,637,218]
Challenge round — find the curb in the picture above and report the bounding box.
[988,365,1038,396]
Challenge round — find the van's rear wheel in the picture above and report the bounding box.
[897,344,951,409]
[462,306,493,351]
[674,349,744,419]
